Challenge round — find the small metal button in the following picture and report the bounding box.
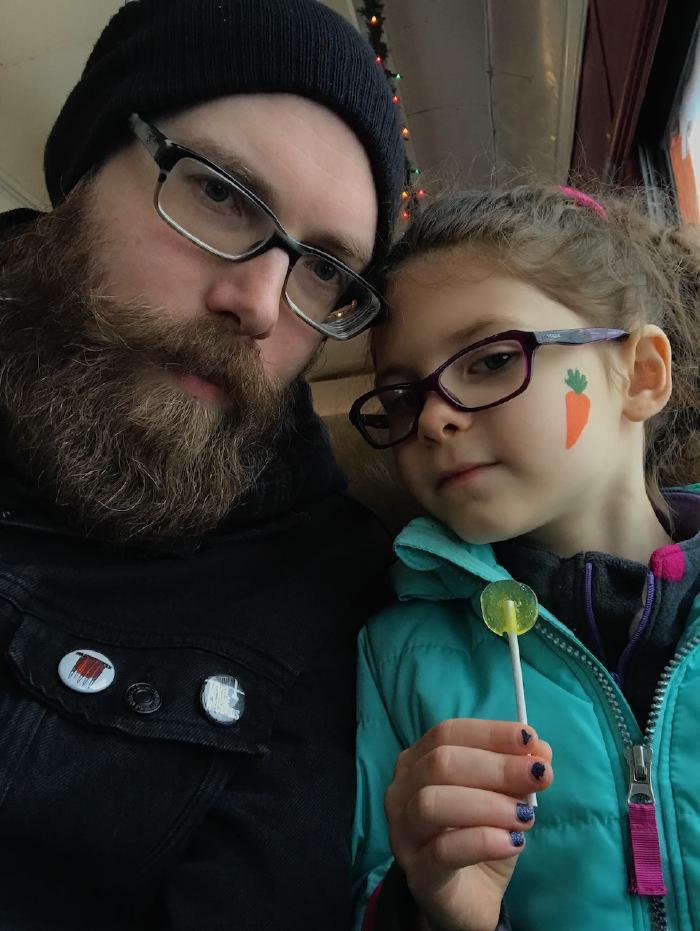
[201,675,245,725]
[124,682,162,715]
[58,649,115,694]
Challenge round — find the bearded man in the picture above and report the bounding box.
[0,1,403,928]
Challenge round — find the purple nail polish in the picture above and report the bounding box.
[531,761,546,781]
[516,803,535,823]
[521,729,532,746]
[510,831,525,848]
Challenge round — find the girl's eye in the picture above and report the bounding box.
[381,388,419,416]
[469,351,516,374]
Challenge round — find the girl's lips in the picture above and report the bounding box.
[437,463,497,489]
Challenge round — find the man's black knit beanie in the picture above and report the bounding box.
[42,0,404,255]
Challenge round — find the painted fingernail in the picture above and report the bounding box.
[531,761,546,781]
[516,803,535,823]
[521,729,532,746]
[510,831,525,848]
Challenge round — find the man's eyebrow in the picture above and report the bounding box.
[310,233,372,269]
[172,134,372,269]
[174,135,278,210]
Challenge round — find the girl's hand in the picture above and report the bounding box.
[384,718,553,931]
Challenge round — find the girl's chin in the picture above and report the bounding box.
[443,511,530,547]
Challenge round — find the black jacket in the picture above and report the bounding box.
[0,385,392,930]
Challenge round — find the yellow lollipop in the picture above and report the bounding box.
[480,580,538,636]
[480,580,539,806]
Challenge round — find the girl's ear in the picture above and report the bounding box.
[621,325,672,423]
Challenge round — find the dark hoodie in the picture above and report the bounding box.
[493,488,700,727]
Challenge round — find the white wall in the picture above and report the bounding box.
[0,1,124,206]
[0,1,358,208]
[0,189,22,212]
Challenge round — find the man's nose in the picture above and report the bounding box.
[204,247,291,339]
[416,391,475,443]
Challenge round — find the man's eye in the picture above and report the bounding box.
[186,175,246,215]
[198,178,246,213]
[203,179,231,204]
[309,259,341,284]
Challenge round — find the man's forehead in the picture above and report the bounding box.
[158,96,377,268]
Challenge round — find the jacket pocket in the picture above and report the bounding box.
[8,613,283,753]
[0,611,294,890]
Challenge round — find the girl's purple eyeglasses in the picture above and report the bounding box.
[349,327,629,449]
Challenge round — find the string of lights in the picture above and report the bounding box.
[358,0,426,220]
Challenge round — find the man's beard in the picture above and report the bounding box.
[0,186,290,544]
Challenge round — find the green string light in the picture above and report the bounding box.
[361,2,424,207]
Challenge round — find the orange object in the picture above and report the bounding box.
[564,369,590,449]
[670,130,700,224]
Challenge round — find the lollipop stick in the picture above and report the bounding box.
[507,631,529,723]
[504,604,537,808]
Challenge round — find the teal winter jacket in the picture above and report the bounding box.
[353,502,700,931]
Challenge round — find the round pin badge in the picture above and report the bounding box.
[201,675,245,725]
[58,649,115,694]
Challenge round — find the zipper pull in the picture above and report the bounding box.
[625,745,667,896]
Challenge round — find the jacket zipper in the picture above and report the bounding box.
[536,621,700,931]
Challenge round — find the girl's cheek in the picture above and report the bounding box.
[494,386,565,456]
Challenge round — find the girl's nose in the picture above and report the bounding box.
[416,391,475,443]
[204,247,290,339]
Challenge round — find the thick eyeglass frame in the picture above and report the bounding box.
[128,113,383,340]
[349,327,630,449]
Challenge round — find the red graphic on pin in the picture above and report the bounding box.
[70,653,112,686]
[58,649,115,694]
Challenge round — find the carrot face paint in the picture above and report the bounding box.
[564,369,590,448]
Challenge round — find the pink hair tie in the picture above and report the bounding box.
[559,185,608,220]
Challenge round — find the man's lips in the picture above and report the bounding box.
[170,368,228,406]
[437,463,497,489]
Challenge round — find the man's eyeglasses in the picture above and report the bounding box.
[129,114,382,340]
[349,327,629,449]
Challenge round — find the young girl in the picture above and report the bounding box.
[350,185,700,931]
